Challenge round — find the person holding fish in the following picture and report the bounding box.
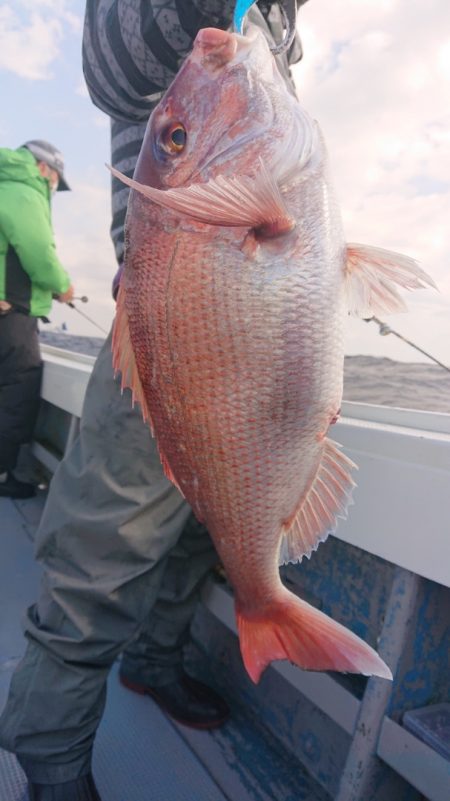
[0,3,311,800]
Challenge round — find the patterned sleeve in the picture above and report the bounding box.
[83,1,236,269]
[83,0,236,124]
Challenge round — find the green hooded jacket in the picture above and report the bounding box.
[0,147,71,317]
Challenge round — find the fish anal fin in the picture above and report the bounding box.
[279,439,357,566]
[345,243,437,317]
[237,590,392,684]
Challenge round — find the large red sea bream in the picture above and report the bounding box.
[111,27,435,683]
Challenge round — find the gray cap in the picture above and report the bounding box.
[21,139,70,191]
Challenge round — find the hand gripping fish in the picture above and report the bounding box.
[110,27,435,683]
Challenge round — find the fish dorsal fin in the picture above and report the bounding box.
[112,285,153,430]
[112,287,183,492]
[108,160,295,238]
[279,439,357,565]
[345,243,437,317]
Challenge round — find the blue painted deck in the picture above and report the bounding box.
[0,493,328,801]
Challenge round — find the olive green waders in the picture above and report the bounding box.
[0,331,217,783]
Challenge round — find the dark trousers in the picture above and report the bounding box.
[0,310,42,472]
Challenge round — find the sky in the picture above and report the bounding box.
[1,0,449,366]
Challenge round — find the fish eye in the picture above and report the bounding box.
[160,123,187,154]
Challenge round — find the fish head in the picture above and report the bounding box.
[134,26,317,191]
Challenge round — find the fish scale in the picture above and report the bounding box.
[125,190,342,597]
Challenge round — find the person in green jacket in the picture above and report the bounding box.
[0,140,74,499]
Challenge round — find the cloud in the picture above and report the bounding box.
[293,0,450,364]
[0,1,81,80]
[18,0,81,31]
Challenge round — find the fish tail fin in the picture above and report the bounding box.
[345,242,437,317]
[237,591,392,684]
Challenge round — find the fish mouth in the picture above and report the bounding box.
[192,27,262,72]
[193,28,238,67]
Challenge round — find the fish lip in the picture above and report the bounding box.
[192,28,238,70]
[193,27,260,70]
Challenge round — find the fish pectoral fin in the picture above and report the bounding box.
[279,438,357,565]
[108,160,295,235]
[345,243,437,317]
[237,590,392,684]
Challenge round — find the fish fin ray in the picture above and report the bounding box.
[112,286,153,430]
[158,451,183,494]
[237,592,392,683]
[108,160,295,235]
[345,243,436,317]
[112,287,183,493]
[279,439,357,565]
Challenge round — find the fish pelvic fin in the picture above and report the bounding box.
[237,590,392,684]
[108,160,295,238]
[279,438,357,566]
[345,243,437,317]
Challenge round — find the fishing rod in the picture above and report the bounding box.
[66,296,109,335]
[64,300,450,370]
[365,316,450,373]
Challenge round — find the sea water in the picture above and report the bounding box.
[39,331,450,415]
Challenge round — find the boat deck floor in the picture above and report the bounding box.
[0,493,328,801]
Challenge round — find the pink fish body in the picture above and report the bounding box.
[112,28,434,683]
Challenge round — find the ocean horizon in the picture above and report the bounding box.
[39,330,450,415]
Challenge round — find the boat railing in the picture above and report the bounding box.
[36,343,450,587]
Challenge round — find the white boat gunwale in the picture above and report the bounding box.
[37,343,450,589]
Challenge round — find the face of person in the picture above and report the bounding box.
[37,161,60,193]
